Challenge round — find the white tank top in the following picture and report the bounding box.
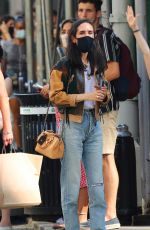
[84,63,95,109]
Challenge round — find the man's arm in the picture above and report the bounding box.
[104,61,120,81]
[98,27,120,81]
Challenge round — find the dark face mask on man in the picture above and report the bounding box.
[76,36,94,53]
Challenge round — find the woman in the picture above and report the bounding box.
[50,19,109,230]
[40,19,75,97]
[0,15,15,44]
[126,5,150,79]
[57,18,89,225]
[41,18,89,227]
[0,45,13,230]
[2,15,27,151]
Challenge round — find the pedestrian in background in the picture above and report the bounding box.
[0,45,13,230]
[0,15,15,45]
[2,15,27,152]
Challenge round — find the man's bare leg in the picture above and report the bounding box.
[0,209,11,227]
[103,154,119,220]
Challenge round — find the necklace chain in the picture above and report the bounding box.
[84,64,92,80]
[87,73,91,80]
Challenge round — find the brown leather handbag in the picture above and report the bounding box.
[35,102,64,159]
[35,130,64,159]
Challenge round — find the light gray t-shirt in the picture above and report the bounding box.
[2,40,27,78]
[84,63,95,109]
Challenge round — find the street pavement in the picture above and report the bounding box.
[10,221,150,230]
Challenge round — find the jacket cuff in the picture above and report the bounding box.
[69,95,77,107]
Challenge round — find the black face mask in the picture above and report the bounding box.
[77,36,94,53]
[8,27,14,38]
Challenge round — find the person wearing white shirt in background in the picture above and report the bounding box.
[0,45,13,230]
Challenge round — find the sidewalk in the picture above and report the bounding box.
[10,221,150,230]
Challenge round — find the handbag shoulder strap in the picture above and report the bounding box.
[43,100,51,131]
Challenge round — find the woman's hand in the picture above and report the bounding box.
[126,5,139,31]
[0,22,11,40]
[94,86,107,102]
[2,130,13,146]
[84,86,107,102]
[75,86,108,103]
[40,84,49,98]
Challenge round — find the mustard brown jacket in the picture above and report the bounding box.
[50,57,110,123]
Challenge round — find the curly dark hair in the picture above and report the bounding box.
[78,0,103,11]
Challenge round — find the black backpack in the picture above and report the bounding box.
[96,26,141,101]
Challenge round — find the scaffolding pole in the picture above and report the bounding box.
[24,0,34,81]
[101,0,111,28]
[35,0,44,83]
[45,0,53,69]
[110,0,139,140]
[110,0,142,212]
[65,0,73,19]
[135,0,150,214]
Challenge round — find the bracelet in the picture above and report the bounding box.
[133,29,140,33]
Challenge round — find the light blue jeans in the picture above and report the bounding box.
[60,111,106,230]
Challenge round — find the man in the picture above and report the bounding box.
[77,0,121,229]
